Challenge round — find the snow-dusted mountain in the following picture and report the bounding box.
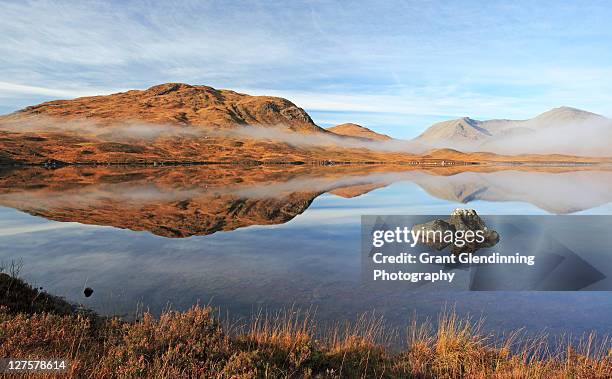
[413,107,612,156]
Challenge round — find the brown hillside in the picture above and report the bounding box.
[1,83,322,133]
[327,123,392,141]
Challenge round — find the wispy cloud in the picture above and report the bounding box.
[2,0,612,137]
[0,81,119,99]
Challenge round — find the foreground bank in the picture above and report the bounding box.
[1,272,610,378]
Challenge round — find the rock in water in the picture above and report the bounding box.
[448,208,499,254]
[412,219,455,250]
[448,208,487,231]
[413,209,499,255]
[83,287,94,297]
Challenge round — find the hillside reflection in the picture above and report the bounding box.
[0,164,611,237]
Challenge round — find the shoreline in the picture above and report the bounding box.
[1,159,610,169]
[2,271,611,377]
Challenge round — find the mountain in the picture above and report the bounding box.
[1,83,323,133]
[0,83,429,164]
[413,117,492,144]
[326,123,392,141]
[1,84,610,164]
[414,107,612,156]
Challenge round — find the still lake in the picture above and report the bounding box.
[1,166,611,338]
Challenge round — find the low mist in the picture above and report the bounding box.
[421,116,612,157]
[480,120,612,157]
[0,115,427,154]
[2,114,611,157]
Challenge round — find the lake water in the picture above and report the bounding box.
[1,165,611,339]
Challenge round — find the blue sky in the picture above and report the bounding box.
[2,0,612,138]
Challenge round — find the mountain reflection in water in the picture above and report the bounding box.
[0,165,611,237]
[1,164,612,339]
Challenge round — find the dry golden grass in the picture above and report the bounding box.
[1,274,611,378]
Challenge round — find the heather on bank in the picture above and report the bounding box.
[1,272,611,378]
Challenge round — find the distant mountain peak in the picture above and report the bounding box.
[539,106,588,114]
[414,116,491,143]
[326,123,392,141]
[553,106,587,112]
[532,106,604,125]
[459,116,478,124]
[413,106,611,156]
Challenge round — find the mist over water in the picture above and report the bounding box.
[0,116,427,153]
[3,110,612,157]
